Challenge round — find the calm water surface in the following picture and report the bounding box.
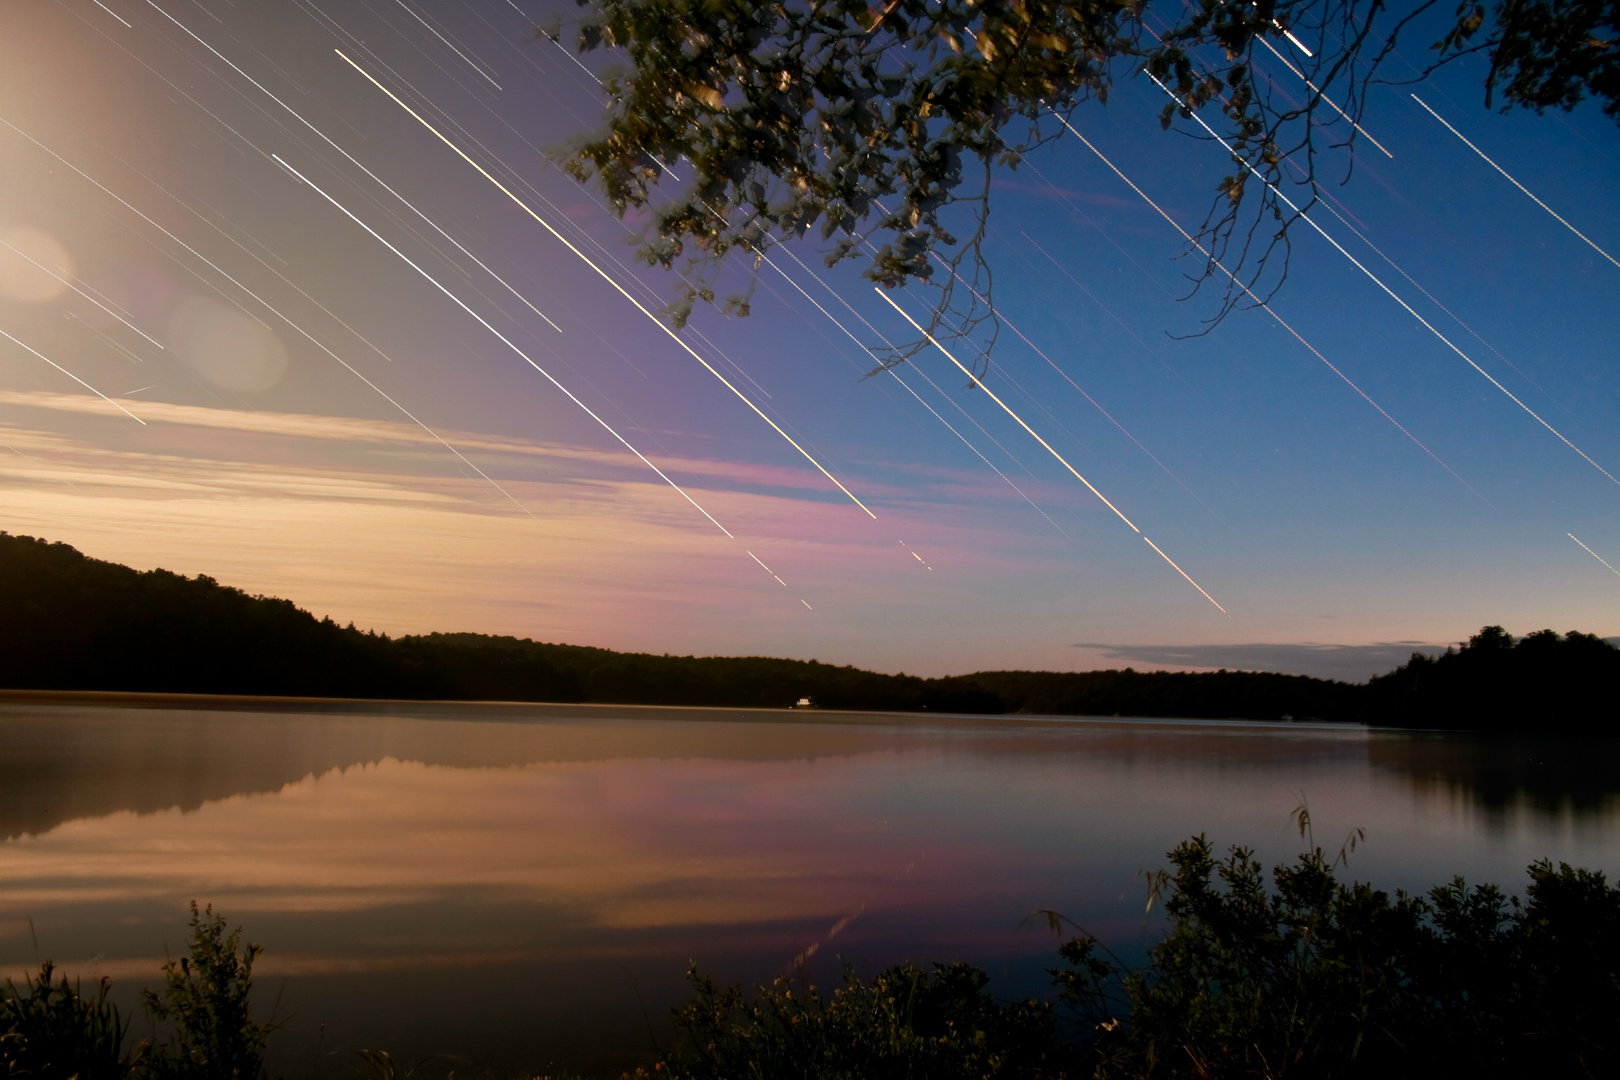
[1,699,1616,1074]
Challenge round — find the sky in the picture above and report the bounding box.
[0,0,1616,681]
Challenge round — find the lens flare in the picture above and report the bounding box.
[142,1,560,332]
[169,296,288,393]
[0,228,74,304]
[0,234,163,349]
[0,111,534,518]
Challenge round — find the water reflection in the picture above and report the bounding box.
[1369,730,1620,815]
[0,701,1615,1074]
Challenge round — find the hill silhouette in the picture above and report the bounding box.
[1,533,1613,732]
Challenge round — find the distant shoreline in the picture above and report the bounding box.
[0,687,1369,731]
[7,534,1616,734]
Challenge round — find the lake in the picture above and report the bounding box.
[1,697,1616,1075]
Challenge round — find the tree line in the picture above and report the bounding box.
[2,533,1613,733]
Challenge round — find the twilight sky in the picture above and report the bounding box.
[1,0,1616,680]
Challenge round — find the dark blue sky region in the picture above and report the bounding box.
[0,0,1615,679]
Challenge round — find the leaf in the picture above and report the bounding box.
[683,81,724,109]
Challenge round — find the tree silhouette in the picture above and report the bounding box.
[556,0,1619,356]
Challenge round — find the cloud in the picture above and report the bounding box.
[0,389,914,498]
[0,389,1100,668]
[0,388,1096,516]
[0,402,1036,652]
[1070,642,1455,683]
[0,748,1065,971]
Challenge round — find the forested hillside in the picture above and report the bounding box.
[3,533,1614,732]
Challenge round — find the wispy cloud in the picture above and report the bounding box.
[1071,642,1454,682]
[0,389,1061,506]
[0,398,1053,656]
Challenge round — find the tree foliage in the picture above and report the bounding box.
[556,0,1620,354]
[1439,0,1620,121]
[0,532,1344,719]
[6,536,1618,732]
[1367,623,1620,733]
[1055,834,1620,1077]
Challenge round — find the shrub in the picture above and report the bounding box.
[1,962,140,1080]
[661,962,1058,1080]
[140,903,273,1080]
[1057,837,1620,1078]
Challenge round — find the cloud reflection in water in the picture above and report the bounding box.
[0,704,1615,1072]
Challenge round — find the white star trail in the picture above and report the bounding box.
[931,247,1214,516]
[1022,160,1177,301]
[388,0,502,89]
[0,327,145,425]
[273,153,735,538]
[1296,173,1564,407]
[0,111,536,517]
[947,320,1106,464]
[1568,534,1620,581]
[1412,94,1619,270]
[750,201,1077,497]
[753,240,1071,535]
[89,0,132,28]
[59,2,262,159]
[1052,112,1485,501]
[1152,76,1620,489]
[1276,23,1313,55]
[66,312,149,368]
[16,17,823,607]
[1017,233,1178,373]
[879,290,1227,613]
[312,15,694,345]
[324,57,854,516]
[869,193,1198,493]
[899,540,933,570]
[1256,35,1391,157]
[336,48,877,519]
[747,551,788,586]
[0,236,165,350]
[143,1,562,333]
